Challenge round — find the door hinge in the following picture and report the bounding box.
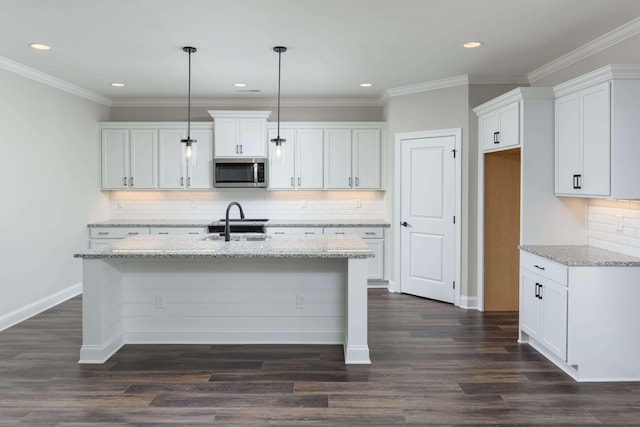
[452,148,457,158]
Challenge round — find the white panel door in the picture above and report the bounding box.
[353,129,381,189]
[296,129,324,189]
[101,129,128,189]
[581,81,611,196]
[400,136,455,303]
[268,128,296,189]
[187,129,213,189]
[324,129,352,189]
[129,129,156,189]
[158,129,186,189]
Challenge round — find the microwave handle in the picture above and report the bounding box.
[253,163,258,183]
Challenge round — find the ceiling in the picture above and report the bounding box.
[2,0,640,105]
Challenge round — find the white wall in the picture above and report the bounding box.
[0,68,110,323]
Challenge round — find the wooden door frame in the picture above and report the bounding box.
[392,128,462,307]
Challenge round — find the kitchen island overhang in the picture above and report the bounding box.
[74,234,373,365]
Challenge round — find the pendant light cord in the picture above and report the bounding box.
[187,48,192,140]
[273,46,287,143]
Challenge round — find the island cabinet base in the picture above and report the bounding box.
[79,257,370,365]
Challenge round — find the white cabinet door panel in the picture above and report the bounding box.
[555,93,581,194]
[129,129,156,189]
[102,129,128,189]
[581,82,610,196]
[213,119,239,157]
[268,128,296,189]
[238,119,267,157]
[324,129,352,189]
[187,129,213,189]
[296,129,324,189]
[540,279,568,361]
[353,129,381,189]
[158,129,186,189]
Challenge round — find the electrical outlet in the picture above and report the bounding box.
[616,215,624,232]
[155,293,166,309]
[296,294,305,309]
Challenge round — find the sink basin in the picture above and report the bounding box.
[202,234,269,242]
[217,218,269,222]
[208,224,266,234]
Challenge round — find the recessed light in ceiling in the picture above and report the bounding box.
[234,83,248,87]
[360,83,374,87]
[111,82,125,87]
[29,43,51,51]
[463,41,483,49]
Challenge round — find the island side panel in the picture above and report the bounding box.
[79,259,125,363]
[344,257,371,364]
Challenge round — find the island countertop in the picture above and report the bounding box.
[75,233,374,259]
[519,245,640,267]
[87,219,390,228]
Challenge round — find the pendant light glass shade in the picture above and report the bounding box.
[270,46,287,165]
[181,46,197,165]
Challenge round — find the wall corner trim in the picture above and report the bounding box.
[0,283,82,332]
[380,74,470,104]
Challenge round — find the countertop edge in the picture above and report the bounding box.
[519,245,640,267]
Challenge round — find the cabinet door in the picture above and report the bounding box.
[353,129,381,189]
[539,279,568,361]
[519,270,542,341]
[497,102,520,148]
[129,129,157,189]
[555,92,581,194]
[296,129,324,189]
[366,239,384,280]
[186,129,213,189]
[480,111,500,151]
[102,129,129,189]
[581,82,611,196]
[268,128,296,189]
[158,129,187,189]
[213,119,239,157]
[324,129,352,189]
[238,119,267,157]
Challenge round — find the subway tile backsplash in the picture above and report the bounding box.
[588,199,640,257]
[108,190,385,221]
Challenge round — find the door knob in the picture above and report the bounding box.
[401,221,409,227]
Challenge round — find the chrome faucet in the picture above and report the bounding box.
[224,201,245,241]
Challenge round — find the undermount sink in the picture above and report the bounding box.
[217,218,269,222]
[202,234,269,242]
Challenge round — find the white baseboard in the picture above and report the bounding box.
[459,295,480,310]
[0,282,82,332]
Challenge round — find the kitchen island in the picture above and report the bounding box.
[74,234,373,365]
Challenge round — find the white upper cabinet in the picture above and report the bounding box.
[209,110,271,158]
[324,129,352,189]
[479,101,520,152]
[296,129,324,189]
[102,128,157,190]
[553,65,640,199]
[324,128,382,190]
[158,125,213,190]
[267,128,296,189]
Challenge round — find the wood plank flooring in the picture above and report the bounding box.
[1,289,639,426]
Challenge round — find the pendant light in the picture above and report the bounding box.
[270,46,287,164]
[181,46,197,165]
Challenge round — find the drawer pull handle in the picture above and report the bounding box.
[159,232,169,235]
[188,232,199,234]
[304,232,316,235]
[533,264,545,271]
[275,232,285,235]
[127,232,139,235]
[365,232,376,235]
[97,232,109,235]
[335,232,345,235]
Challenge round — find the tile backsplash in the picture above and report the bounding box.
[108,190,385,221]
[588,199,640,257]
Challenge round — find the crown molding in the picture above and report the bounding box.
[472,87,554,116]
[552,64,640,97]
[110,97,382,108]
[527,17,640,84]
[0,55,112,106]
[380,75,469,105]
[468,75,530,84]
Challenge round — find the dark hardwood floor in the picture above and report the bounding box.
[1,289,639,426]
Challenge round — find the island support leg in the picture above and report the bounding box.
[344,258,370,364]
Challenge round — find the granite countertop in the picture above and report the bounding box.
[75,234,374,259]
[520,245,640,267]
[88,219,391,228]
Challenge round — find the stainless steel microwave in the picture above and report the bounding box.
[213,158,267,188]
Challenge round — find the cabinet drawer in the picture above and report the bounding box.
[520,251,567,286]
[266,227,323,236]
[90,227,150,239]
[324,227,384,239]
[150,227,207,235]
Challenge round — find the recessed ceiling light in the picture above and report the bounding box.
[29,43,51,51]
[234,83,248,87]
[360,83,374,87]
[463,41,483,49]
[111,82,125,87]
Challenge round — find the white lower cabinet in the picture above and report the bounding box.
[149,227,208,235]
[323,227,385,281]
[89,227,150,249]
[266,227,323,236]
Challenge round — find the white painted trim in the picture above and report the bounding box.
[0,282,82,332]
[267,121,387,129]
[110,97,382,108]
[528,17,640,83]
[552,64,640,97]
[472,87,554,116]
[0,56,111,106]
[380,75,469,105]
[459,296,479,310]
[468,75,530,84]
[393,128,463,307]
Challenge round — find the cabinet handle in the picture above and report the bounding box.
[573,174,582,189]
[159,232,169,235]
[188,232,199,234]
[493,131,500,144]
[127,232,139,235]
[335,232,345,235]
[538,284,543,300]
[275,232,285,235]
[534,282,540,298]
[97,232,109,235]
[349,177,352,186]
[298,177,301,186]
[240,144,243,154]
[291,177,294,187]
[130,177,134,187]
[123,177,127,186]
[365,232,376,235]
[533,264,545,271]
[236,145,239,154]
[355,177,359,187]
[180,177,184,187]
[187,177,191,187]
[304,232,316,234]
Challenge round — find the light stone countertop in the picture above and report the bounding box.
[520,245,640,267]
[88,219,390,228]
[75,233,374,259]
